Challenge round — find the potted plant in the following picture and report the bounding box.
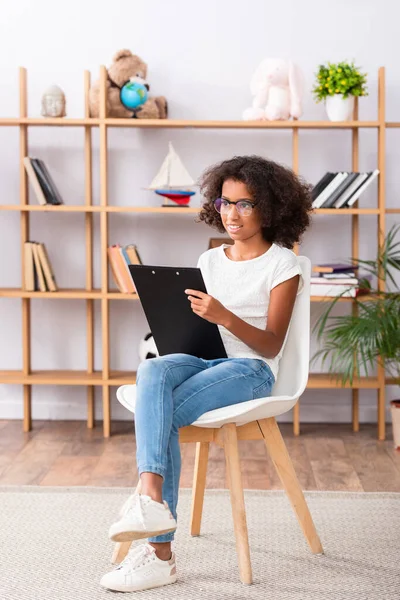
[312,225,400,447]
[312,61,368,121]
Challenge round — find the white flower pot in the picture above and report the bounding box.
[325,95,355,122]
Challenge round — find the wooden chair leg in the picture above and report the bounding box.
[222,423,252,585]
[258,418,324,555]
[293,399,300,436]
[112,541,132,564]
[190,441,209,536]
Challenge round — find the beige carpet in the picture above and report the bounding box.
[0,487,399,599]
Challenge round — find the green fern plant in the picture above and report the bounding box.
[312,225,400,386]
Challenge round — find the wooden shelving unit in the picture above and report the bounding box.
[0,66,393,439]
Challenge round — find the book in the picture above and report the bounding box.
[36,242,58,291]
[320,272,356,280]
[117,247,136,294]
[310,276,359,285]
[346,169,380,207]
[312,263,357,274]
[30,158,63,205]
[23,157,47,205]
[312,172,347,209]
[37,160,64,205]
[24,242,36,290]
[107,246,127,293]
[311,172,336,201]
[31,242,47,291]
[332,172,368,208]
[320,172,359,208]
[124,244,142,265]
[310,283,357,297]
[312,273,371,286]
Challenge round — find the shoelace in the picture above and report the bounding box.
[118,544,154,571]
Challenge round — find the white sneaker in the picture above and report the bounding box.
[100,543,177,593]
[109,493,177,542]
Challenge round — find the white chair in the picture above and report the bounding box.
[113,256,323,584]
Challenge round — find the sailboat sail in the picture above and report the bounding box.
[149,142,195,190]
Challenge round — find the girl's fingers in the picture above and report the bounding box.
[188,296,202,305]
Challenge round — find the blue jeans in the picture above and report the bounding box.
[134,353,275,543]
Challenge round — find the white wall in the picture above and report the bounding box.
[0,0,399,424]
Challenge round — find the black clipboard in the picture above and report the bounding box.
[129,264,227,360]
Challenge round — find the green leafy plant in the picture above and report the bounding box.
[312,225,400,386]
[313,61,368,102]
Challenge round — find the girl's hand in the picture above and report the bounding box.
[185,289,231,327]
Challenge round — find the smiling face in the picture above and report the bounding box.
[219,179,264,242]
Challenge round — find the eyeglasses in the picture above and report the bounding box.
[213,197,257,217]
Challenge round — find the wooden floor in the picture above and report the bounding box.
[1,420,400,492]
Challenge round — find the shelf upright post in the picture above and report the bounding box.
[99,65,111,437]
[292,118,300,436]
[19,67,31,432]
[377,67,386,441]
[351,97,360,433]
[84,70,95,429]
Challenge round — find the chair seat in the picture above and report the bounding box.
[116,384,297,428]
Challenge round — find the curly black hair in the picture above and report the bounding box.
[196,155,313,249]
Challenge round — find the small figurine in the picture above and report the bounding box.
[41,85,66,117]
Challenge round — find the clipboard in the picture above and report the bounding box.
[129,264,228,360]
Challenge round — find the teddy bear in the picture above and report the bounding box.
[242,58,303,121]
[89,49,167,119]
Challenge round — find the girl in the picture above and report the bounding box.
[100,155,313,593]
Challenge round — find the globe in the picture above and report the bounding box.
[120,81,148,110]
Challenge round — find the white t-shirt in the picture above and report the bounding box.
[197,243,304,381]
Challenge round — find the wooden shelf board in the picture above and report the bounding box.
[307,373,379,389]
[0,204,101,212]
[106,292,139,300]
[108,371,137,385]
[0,288,101,299]
[0,370,387,389]
[0,370,137,385]
[0,205,200,213]
[0,289,141,300]
[386,209,400,214]
[0,117,380,129]
[104,119,380,129]
[0,118,99,127]
[314,208,380,215]
[0,370,104,385]
[0,289,378,302]
[105,206,198,213]
[0,205,383,215]
[311,295,376,303]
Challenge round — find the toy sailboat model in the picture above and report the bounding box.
[148,142,196,207]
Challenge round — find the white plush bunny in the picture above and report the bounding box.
[243,58,304,121]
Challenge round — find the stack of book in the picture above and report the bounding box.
[312,169,379,209]
[24,241,57,292]
[23,157,64,206]
[108,244,142,293]
[311,263,371,298]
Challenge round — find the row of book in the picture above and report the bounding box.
[23,157,64,206]
[312,170,379,209]
[108,244,142,293]
[311,262,370,297]
[24,241,58,292]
